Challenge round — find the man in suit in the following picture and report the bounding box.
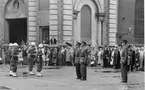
[103,46,109,68]
[50,37,57,45]
[120,40,128,83]
[128,45,135,72]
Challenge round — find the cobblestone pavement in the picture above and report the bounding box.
[0,65,144,90]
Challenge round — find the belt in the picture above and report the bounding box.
[80,57,85,58]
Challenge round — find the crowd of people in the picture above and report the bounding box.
[0,40,144,81]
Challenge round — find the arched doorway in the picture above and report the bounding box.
[81,5,91,42]
[4,0,27,44]
[134,0,144,44]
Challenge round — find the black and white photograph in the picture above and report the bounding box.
[0,0,144,90]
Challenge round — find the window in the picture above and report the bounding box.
[13,0,19,11]
[81,5,91,42]
[39,0,49,11]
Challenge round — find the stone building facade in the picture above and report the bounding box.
[0,0,143,46]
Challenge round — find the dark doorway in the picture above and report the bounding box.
[6,18,27,45]
[39,26,49,43]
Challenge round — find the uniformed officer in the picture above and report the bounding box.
[74,42,81,79]
[80,41,88,81]
[9,43,19,77]
[120,40,129,83]
[27,42,37,75]
[36,44,44,77]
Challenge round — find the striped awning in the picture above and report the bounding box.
[37,10,49,26]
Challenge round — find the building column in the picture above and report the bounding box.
[28,0,37,44]
[107,0,118,45]
[0,0,4,45]
[63,0,73,43]
[97,21,102,45]
[49,0,58,41]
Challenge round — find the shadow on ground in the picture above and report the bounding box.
[0,86,11,90]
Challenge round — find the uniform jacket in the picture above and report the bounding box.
[74,48,81,63]
[80,47,88,64]
[120,45,128,65]
[27,47,36,58]
[11,47,19,62]
[37,49,43,62]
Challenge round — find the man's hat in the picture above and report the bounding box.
[121,40,128,44]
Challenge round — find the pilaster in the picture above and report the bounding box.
[63,0,73,43]
[49,0,73,43]
[49,0,58,40]
[0,0,5,45]
[28,0,37,43]
[108,0,118,45]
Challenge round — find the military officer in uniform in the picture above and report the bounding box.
[80,41,88,81]
[9,43,19,77]
[27,42,37,75]
[120,40,129,83]
[36,44,44,77]
[74,42,81,79]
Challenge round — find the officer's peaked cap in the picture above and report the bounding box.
[76,42,81,45]
[81,41,86,45]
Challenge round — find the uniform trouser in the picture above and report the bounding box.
[28,56,35,71]
[75,63,81,78]
[37,57,43,72]
[80,63,87,79]
[121,64,128,82]
[10,56,18,72]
